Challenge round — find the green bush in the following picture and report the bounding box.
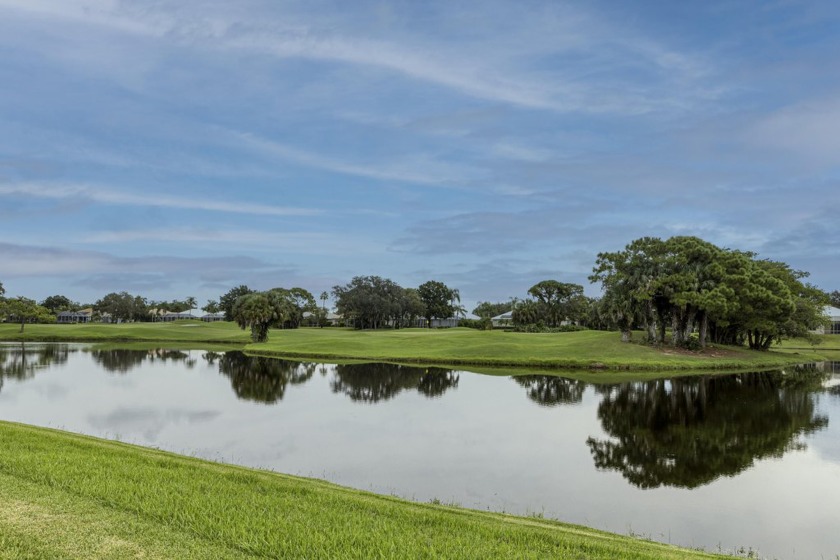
[513,324,587,333]
[460,318,494,330]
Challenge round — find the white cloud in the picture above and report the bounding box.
[0,0,718,115]
[0,183,320,217]
[748,97,840,166]
[232,131,479,189]
[80,228,384,256]
[0,241,276,283]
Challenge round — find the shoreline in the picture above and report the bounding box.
[0,323,828,373]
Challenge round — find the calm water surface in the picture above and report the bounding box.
[1,343,839,559]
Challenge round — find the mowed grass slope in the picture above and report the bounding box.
[0,322,820,370]
[0,422,734,560]
[0,320,250,344]
[777,334,840,354]
[249,327,816,370]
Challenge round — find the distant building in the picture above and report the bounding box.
[823,306,840,335]
[491,311,513,328]
[200,313,226,322]
[56,311,91,324]
[162,312,195,322]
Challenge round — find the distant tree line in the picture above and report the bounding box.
[329,277,462,330]
[1,234,836,349]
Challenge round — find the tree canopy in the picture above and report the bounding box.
[333,276,406,329]
[220,285,255,321]
[231,291,285,343]
[0,297,54,332]
[94,292,149,322]
[231,287,315,342]
[417,280,458,328]
[472,301,511,319]
[590,236,828,349]
[202,300,221,314]
[510,280,587,329]
[40,295,78,314]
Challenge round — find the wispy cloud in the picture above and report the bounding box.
[80,228,384,256]
[0,242,271,279]
[0,0,719,115]
[232,131,480,189]
[0,183,321,217]
[747,96,840,166]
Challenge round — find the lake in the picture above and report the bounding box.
[1,342,839,559]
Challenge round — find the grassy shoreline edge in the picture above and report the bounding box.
[0,322,829,372]
[0,421,735,559]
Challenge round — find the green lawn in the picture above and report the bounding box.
[777,334,840,354]
[0,322,825,371]
[0,421,735,560]
[249,327,819,370]
[0,320,250,344]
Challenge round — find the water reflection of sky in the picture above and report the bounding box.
[0,344,839,560]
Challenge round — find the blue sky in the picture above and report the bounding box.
[1,0,839,310]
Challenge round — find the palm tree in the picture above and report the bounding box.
[186,296,197,317]
[449,288,465,319]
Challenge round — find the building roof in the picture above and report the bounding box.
[824,306,840,320]
[491,311,513,321]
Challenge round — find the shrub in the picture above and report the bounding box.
[512,324,587,333]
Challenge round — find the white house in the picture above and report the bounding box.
[491,311,513,328]
[162,312,195,322]
[823,306,840,335]
[56,311,91,324]
[200,313,226,322]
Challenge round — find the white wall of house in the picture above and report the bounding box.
[816,306,840,335]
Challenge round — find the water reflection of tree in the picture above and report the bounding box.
[0,344,72,392]
[331,363,459,403]
[586,368,829,489]
[217,353,315,404]
[87,349,193,374]
[513,376,586,406]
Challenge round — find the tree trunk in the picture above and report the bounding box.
[671,314,682,346]
[698,312,708,348]
[646,320,657,344]
[681,309,696,344]
[19,319,25,333]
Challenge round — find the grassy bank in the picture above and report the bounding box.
[777,334,840,355]
[0,321,250,344]
[248,327,819,371]
[0,421,734,560]
[0,322,824,371]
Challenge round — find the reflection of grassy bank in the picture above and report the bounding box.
[0,421,735,560]
[0,323,824,371]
